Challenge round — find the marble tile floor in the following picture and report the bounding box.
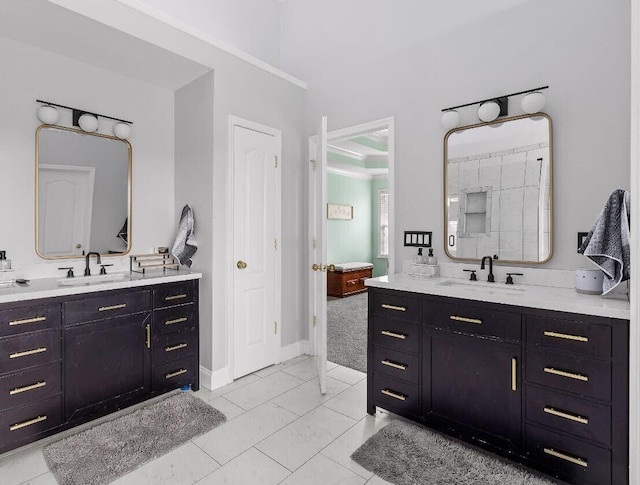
[1,355,397,485]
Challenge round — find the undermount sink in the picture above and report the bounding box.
[438,279,526,293]
[58,272,129,286]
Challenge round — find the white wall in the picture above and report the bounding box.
[281,0,631,272]
[0,36,175,277]
[133,0,283,68]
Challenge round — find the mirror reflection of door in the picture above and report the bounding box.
[38,164,95,257]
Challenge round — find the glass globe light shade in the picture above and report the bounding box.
[37,105,59,125]
[78,113,99,133]
[478,101,501,122]
[113,122,131,139]
[521,92,546,114]
[441,110,460,130]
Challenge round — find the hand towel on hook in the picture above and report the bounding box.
[171,204,198,267]
[578,189,630,295]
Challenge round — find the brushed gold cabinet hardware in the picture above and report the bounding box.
[381,360,407,371]
[165,293,188,301]
[10,415,47,431]
[166,368,188,379]
[543,331,588,343]
[381,304,406,312]
[543,367,589,382]
[511,358,517,391]
[10,347,47,359]
[165,317,188,326]
[165,343,188,352]
[543,447,588,468]
[381,389,407,401]
[450,315,482,325]
[8,316,46,326]
[10,381,47,396]
[99,303,127,312]
[236,260,248,269]
[381,330,407,340]
[543,406,589,425]
[145,324,151,349]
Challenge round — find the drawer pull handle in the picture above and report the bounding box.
[165,343,188,352]
[543,447,588,468]
[543,406,589,425]
[9,316,47,326]
[10,381,47,396]
[511,358,517,391]
[165,317,188,326]
[381,330,407,340]
[381,304,406,312]
[450,315,482,325]
[99,303,127,312]
[165,294,187,301]
[381,389,407,401]
[166,368,188,379]
[543,367,589,382]
[381,360,407,371]
[10,415,47,432]
[10,347,47,359]
[543,331,589,343]
[146,324,151,349]
[347,279,358,285]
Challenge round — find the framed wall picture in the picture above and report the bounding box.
[327,203,353,220]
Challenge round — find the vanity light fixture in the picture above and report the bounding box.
[35,99,133,139]
[441,86,549,127]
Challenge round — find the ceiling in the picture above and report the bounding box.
[328,129,389,177]
[0,0,211,90]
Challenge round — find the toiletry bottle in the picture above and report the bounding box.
[413,248,425,264]
[0,251,10,270]
[427,248,436,265]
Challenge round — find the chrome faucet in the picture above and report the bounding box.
[480,255,495,282]
[84,252,101,276]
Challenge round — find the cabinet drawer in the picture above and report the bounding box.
[372,345,420,385]
[153,330,197,365]
[372,316,420,353]
[64,290,151,325]
[0,363,62,411]
[0,395,62,445]
[152,356,197,392]
[0,330,61,374]
[154,305,195,336]
[153,283,195,308]
[527,315,611,358]
[372,373,420,416]
[426,302,521,341]
[0,304,60,338]
[371,291,420,323]
[526,424,611,485]
[526,385,611,446]
[526,350,611,402]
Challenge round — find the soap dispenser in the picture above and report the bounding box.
[427,248,437,265]
[413,248,426,264]
[0,251,10,270]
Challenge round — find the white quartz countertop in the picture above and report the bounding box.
[0,270,202,304]
[366,274,630,320]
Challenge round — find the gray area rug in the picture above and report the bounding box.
[352,420,557,485]
[44,392,226,485]
[327,292,367,373]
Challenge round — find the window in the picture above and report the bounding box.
[377,189,389,258]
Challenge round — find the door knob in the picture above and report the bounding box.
[325,264,336,272]
[237,260,247,269]
[312,263,322,271]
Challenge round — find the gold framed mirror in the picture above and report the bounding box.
[35,125,132,259]
[444,113,552,264]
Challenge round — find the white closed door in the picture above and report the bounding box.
[232,122,280,379]
[38,164,95,257]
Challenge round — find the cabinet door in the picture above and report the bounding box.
[65,313,151,420]
[430,329,522,450]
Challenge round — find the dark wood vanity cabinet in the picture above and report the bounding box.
[367,287,629,485]
[0,278,199,455]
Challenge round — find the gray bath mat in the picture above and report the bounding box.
[44,392,226,485]
[327,293,367,372]
[352,420,557,485]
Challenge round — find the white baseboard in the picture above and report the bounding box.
[199,365,231,391]
[278,340,312,362]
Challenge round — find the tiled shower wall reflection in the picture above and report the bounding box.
[447,142,550,261]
